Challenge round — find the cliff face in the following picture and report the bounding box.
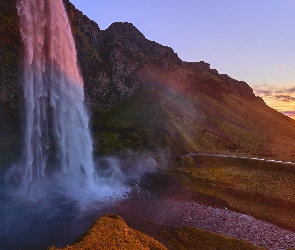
[1,0,295,163]
[0,0,21,107]
[0,0,256,108]
[63,0,255,106]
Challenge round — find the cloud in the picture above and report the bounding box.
[252,84,295,119]
[284,87,295,94]
[281,111,295,118]
[252,84,276,97]
[253,89,272,96]
[253,84,295,98]
[272,95,295,102]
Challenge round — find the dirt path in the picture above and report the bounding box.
[183,152,295,165]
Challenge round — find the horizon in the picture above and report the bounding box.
[69,0,295,119]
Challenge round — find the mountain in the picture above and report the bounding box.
[1,0,295,168]
[63,1,295,160]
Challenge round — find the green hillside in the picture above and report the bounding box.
[93,86,295,161]
[1,0,295,167]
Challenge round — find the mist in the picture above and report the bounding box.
[0,0,171,249]
[0,149,163,249]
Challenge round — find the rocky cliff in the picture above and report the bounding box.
[0,0,258,108]
[64,0,256,106]
[0,0,21,107]
[1,0,295,165]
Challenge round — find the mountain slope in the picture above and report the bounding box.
[95,86,295,160]
[64,1,295,161]
[1,0,295,166]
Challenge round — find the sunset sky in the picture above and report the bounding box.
[70,0,295,119]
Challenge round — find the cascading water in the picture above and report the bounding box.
[0,1,157,248]
[16,0,96,197]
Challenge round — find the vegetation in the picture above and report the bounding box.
[2,2,295,249]
[49,214,167,250]
[3,0,295,162]
[168,155,295,232]
[48,213,266,250]
[90,85,295,162]
[161,226,265,250]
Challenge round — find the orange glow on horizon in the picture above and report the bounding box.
[261,95,295,120]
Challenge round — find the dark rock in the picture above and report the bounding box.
[0,0,257,109]
[2,0,295,160]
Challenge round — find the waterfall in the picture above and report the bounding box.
[16,0,95,197]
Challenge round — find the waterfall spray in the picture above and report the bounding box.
[16,0,95,197]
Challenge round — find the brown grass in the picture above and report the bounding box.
[49,214,167,250]
[168,155,295,232]
[161,226,265,250]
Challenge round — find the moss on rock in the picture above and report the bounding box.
[49,214,167,250]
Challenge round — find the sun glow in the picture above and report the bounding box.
[263,96,295,119]
[253,85,295,120]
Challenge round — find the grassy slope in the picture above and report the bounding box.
[49,214,167,250]
[92,86,295,161]
[1,2,294,248]
[2,1,295,165]
[168,155,295,232]
[49,213,264,250]
[161,226,265,250]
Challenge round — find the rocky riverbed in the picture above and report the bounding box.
[112,172,295,249]
[2,170,295,249]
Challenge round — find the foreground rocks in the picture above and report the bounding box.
[49,214,167,250]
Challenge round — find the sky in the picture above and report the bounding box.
[70,0,295,118]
